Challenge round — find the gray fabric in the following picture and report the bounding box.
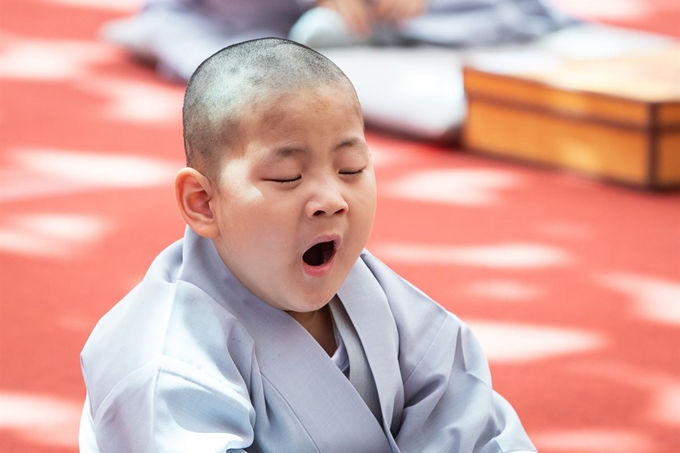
[329,296,383,425]
[80,226,536,452]
[101,0,575,80]
[399,0,577,46]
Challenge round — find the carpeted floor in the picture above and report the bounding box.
[1,1,678,452]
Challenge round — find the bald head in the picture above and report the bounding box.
[182,38,359,180]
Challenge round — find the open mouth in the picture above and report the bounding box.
[302,240,336,267]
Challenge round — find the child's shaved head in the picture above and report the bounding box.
[182,38,359,180]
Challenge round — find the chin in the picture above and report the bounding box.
[297,286,339,311]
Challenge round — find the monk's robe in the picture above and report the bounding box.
[79,227,536,452]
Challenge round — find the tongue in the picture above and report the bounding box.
[303,241,334,266]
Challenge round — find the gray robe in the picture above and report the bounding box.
[79,227,536,452]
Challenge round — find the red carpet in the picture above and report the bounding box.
[1,1,679,452]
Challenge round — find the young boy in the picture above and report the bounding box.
[79,38,536,452]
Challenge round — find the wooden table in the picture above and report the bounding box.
[462,47,680,188]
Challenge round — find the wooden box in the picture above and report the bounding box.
[462,47,680,188]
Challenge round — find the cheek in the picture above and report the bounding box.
[224,196,297,252]
[353,180,378,221]
[218,180,271,225]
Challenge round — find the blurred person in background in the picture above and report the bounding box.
[102,0,574,81]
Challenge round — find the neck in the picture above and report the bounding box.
[287,302,337,356]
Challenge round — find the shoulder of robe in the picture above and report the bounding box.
[358,249,458,325]
[359,250,467,378]
[82,240,257,414]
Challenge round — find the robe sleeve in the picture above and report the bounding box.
[361,252,536,453]
[81,356,256,453]
[396,318,536,452]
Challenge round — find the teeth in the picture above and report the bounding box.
[303,241,335,266]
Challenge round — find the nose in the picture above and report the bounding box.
[306,178,348,218]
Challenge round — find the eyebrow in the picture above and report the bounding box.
[266,137,367,161]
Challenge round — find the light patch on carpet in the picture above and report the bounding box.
[0,391,81,448]
[374,242,571,269]
[649,380,680,427]
[568,360,680,427]
[384,169,520,206]
[0,148,181,202]
[0,37,117,80]
[532,429,654,452]
[465,279,543,301]
[366,142,414,168]
[0,213,110,258]
[41,0,138,11]
[0,179,96,202]
[81,77,183,123]
[466,321,606,363]
[59,314,98,333]
[15,148,178,187]
[596,273,680,326]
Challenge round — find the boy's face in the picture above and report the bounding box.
[209,83,377,314]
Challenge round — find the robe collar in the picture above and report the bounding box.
[178,227,400,452]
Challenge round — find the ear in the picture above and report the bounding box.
[175,167,219,238]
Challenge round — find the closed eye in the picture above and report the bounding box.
[268,176,301,184]
[339,168,364,176]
